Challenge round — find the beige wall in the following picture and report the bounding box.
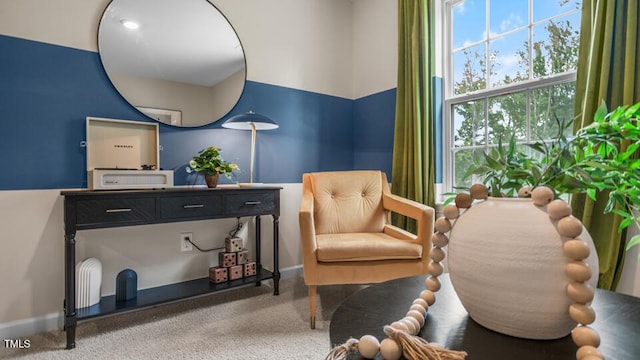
[351,0,398,99]
[216,0,355,99]
[0,0,356,98]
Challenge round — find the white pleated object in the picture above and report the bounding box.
[75,258,102,309]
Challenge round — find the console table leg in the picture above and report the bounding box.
[65,321,76,349]
[273,215,280,295]
[64,231,77,349]
[255,215,262,287]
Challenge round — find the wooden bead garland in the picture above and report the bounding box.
[380,338,402,360]
[358,335,381,358]
[326,184,603,359]
[567,282,595,303]
[564,240,591,260]
[528,186,604,359]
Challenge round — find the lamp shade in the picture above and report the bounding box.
[221,111,279,130]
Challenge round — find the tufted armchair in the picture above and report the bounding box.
[299,170,434,328]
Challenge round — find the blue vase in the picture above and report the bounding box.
[116,269,137,302]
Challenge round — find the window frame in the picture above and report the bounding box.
[441,0,580,194]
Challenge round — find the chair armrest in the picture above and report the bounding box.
[299,190,318,264]
[382,193,434,251]
[383,193,433,222]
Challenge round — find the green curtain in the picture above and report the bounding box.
[571,0,640,290]
[391,0,436,233]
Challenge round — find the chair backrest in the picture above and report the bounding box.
[303,170,388,234]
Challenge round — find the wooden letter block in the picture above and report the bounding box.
[209,266,228,284]
[218,252,237,268]
[237,250,250,265]
[229,265,244,280]
[225,237,243,253]
[244,262,257,277]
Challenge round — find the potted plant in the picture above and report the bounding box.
[459,100,640,259]
[440,101,640,340]
[188,146,239,188]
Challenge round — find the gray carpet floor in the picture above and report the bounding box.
[0,276,367,360]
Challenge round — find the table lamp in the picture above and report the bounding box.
[222,111,279,186]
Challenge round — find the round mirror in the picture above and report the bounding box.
[98,0,246,127]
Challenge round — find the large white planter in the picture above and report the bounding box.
[447,197,599,340]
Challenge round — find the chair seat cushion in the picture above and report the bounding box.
[316,232,422,262]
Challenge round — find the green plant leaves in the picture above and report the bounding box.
[461,100,640,262]
[627,234,640,252]
[188,146,239,177]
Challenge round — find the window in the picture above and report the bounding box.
[442,0,582,191]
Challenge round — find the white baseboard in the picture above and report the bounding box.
[278,265,303,279]
[0,265,305,339]
[0,312,62,340]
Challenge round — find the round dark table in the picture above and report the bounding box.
[330,274,640,360]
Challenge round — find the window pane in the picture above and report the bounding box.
[489,28,529,87]
[453,0,486,49]
[490,0,528,35]
[532,12,580,78]
[453,100,486,147]
[487,92,527,145]
[533,0,581,22]
[453,43,487,95]
[530,82,576,140]
[454,149,475,189]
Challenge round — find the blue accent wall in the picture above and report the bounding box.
[353,88,396,179]
[352,79,444,184]
[0,35,441,190]
[161,81,355,185]
[0,35,355,189]
[0,34,143,190]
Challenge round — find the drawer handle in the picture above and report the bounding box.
[183,204,205,209]
[105,208,132,213]
[244,201,262,205]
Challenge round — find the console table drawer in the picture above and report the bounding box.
[76,198,156,226]
[160,195,223,220]
[225,192,275,216]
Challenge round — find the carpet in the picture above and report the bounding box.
[0,276,366,360]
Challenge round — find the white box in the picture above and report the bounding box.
[86,117,173,189]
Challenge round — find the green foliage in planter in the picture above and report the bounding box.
[463,101,640,260]
[188,146,239,178]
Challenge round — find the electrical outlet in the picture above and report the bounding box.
[180,233,193,252]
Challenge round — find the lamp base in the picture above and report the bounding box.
[238,182,265,188]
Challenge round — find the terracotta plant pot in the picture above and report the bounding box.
[204,172,220,188]
[447,197,599,340]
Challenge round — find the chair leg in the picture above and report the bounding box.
[308,285,317,329]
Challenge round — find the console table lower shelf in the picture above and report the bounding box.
[75,269,275,319]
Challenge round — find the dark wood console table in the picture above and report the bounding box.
[61,186,281,349]
[330,274,640,359]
